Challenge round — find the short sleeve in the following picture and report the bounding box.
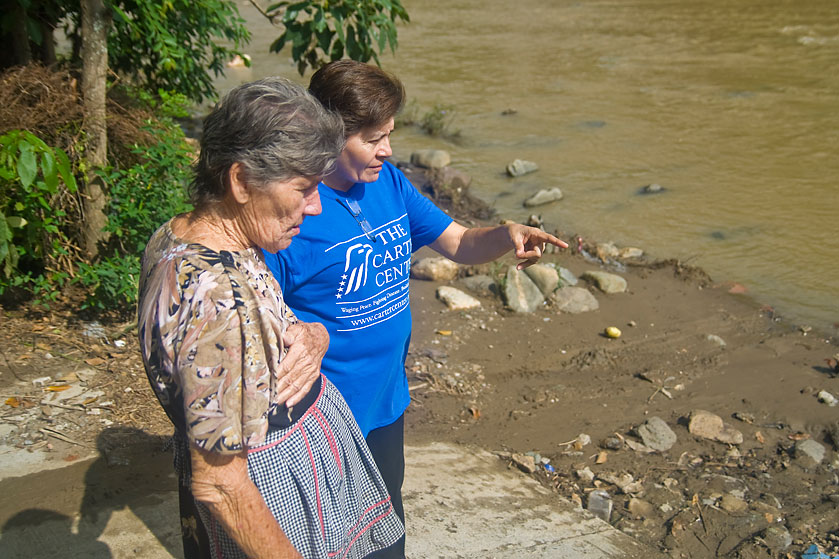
[391,164,453,249]
[172,266,251,453]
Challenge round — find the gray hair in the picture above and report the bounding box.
[190,77,345,207]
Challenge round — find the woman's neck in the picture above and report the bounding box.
[171,205,251,252]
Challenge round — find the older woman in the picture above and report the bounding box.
[264,60,568,557]
[137,77,403,559]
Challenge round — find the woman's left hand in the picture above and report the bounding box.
[277,321,329,406]
[510,224,569,270]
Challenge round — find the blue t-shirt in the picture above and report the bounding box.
[264,161,452,436]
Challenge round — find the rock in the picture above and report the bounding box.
[576,467,595,483]
[688,410,743,445]
[437,166,472,189]
[618,247,644,259]
[523,187,563,207]
[410,149,451,169]
[598,472,635,492]
[457,274,497,297]
[595,242,619,260]
[628,498,655,519]
[635,416,677,452]
[719,493,748,514]
[586,489,613,523]
[511,452,537,474]
[411,257,459,281]
[581,270,627,294]
[706,334,727,347]
[762,526,793,551]
[716,425,744,445]
[503,266,545,313]
[795,439,826,466]
[828,422,839,450]
[639,183,665,195]
[601,436,623,450]
[558,266,578,286]
[436,286,481,311]
[523,264,559,296]
[506,159,539,177]
[818,390,838,407]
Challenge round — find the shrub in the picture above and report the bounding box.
[0,130,81,305]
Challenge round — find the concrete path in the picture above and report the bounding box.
[0,442,663,558]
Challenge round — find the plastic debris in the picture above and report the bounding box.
[802,544,839,559]
[544,463,555,473]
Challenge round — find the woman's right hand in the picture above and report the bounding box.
[277,321,329,406]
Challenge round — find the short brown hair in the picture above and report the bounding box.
[308,60,405,136]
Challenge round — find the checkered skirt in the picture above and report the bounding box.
[194,377,404,558]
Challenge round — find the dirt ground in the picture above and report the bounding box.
[1,192,838,558]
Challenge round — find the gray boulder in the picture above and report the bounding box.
[523,187,563,207]
[411,149,451,169]
[523,264,559,296]
[506,159,539,177]
[581,270,627,294]
[552,287,599,314]
[503,266,544,313]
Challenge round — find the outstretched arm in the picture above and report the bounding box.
[429,222,568,270]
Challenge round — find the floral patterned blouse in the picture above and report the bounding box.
[138,220,297,454]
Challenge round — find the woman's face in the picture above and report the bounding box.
[328,118,394,190]
[240,175,322,253]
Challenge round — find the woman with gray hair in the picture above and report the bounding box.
[138,77,403,559]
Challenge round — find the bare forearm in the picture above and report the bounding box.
[446,226,514,264]
[190,447,301,558]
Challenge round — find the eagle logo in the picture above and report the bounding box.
[337,243,374,298]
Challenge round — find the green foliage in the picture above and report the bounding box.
[263,0,410,75]
[108,0,251,102]
[0,130,79,302]
[419,103,459,138]
[80,114,193,310]
[59,0,251,103]
[395,100,461,139]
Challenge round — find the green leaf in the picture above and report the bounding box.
[17,144,37,188]
[6,216,27,228]
[55,150,77,193]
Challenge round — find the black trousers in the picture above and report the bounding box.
[364,414,406,559]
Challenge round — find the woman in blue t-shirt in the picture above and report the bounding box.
[264,60,567,558]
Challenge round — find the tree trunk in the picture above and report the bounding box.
[80,0,111,259]
[38,19,57,65]
[10,3,32,66]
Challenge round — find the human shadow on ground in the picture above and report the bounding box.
[0,427,181,559]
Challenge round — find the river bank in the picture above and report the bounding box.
[0,161,837,558]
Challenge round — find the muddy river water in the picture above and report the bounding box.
[216,0,839,332]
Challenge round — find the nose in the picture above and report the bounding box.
[304,188,322,217]
[377,136,392,158]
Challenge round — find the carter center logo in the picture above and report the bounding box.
[337,243,374,298]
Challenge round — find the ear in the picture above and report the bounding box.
[228,162,251,205]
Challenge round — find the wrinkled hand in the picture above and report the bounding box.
[277,321,329,406]
[510,224,569,270]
